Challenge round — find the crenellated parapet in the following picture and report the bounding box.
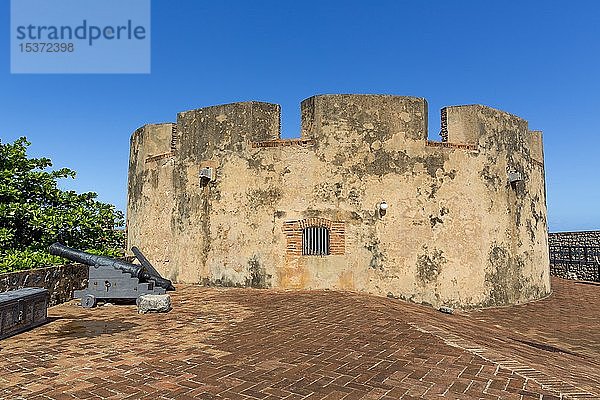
[129,96,545,169]
[176,101,280,160]
[129,123,175,166]
[443,104,544,165]
[301,94,428,142]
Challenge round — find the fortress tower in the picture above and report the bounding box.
[127,94,550,308]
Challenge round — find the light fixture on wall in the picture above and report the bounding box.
[508,170,523,189]
[199,166,215,186]
[379,201,388,217]
[508,170,523,184]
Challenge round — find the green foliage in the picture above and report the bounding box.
[0,137,125,273]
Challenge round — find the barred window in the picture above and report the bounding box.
[302,226,330,256]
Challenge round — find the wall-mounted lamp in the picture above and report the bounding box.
[508,171,523,184]
[379,201,388,217]
[199,166,215,186]
[508,170,523,190]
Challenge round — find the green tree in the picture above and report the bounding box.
[0,137,124,272]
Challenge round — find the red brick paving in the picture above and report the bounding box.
[0,277,598,399]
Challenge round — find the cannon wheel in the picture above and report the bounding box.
[81,294,96,308]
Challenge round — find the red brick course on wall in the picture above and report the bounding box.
[251,138,315,148]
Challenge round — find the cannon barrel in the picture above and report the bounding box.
[49,243,175,291]
[49,242,143,277]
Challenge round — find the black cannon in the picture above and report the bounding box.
[49,243,174,308]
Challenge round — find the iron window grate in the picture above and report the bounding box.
[302,226,330,256]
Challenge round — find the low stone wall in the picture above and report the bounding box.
[549,231,600,247]
[551,260,599,282]
[549,231,600,282]
[0,264,88,307]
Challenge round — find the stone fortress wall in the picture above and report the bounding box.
[127,94,550,308]
[549,231,600,282]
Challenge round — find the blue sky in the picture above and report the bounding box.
[1,1,598,231]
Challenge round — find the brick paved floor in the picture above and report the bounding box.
[1,277,598,400]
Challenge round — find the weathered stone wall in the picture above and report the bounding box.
[550,261,599,282]
[0,264,88,307]
[549,231,600,281]
[549,231,600,247]
[127,94,551,308]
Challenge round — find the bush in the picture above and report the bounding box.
[0,137,125,273]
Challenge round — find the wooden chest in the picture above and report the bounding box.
[0,288,49,340]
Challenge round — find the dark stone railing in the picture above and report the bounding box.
[549,231,600,282]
